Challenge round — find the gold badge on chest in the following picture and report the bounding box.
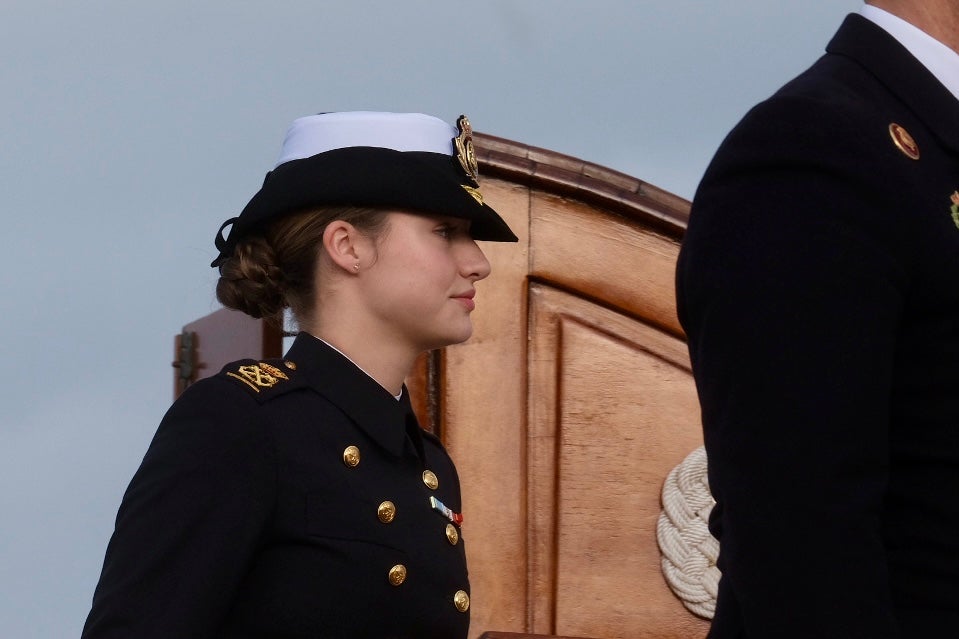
[888,123,919,160]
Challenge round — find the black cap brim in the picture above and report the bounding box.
[212,146,517,267]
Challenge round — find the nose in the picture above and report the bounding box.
[459,238,492,281]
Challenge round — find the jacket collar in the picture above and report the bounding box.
[827,14,959,153]
[284,332,417,458]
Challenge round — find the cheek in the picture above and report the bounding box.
[403,249,456,286]
[403,254,446,290]
[375,250,451,302]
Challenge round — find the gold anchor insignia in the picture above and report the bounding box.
[226,363,287,393]
[950,191,959,230]
[453,114,479,184]
[888,123,920,160]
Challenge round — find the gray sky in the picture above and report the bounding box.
[1,1,858,636]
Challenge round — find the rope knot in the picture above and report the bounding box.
[656,445,720,619]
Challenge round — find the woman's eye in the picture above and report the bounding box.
[434,220,470,240]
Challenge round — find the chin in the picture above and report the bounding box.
[430,325,474,349]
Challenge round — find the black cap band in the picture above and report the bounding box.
[211,112,517,267]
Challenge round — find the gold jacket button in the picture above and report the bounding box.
[422,469,439,490]
[388,564,407,586]
[342,446,360,468]
[453,590,470,612]
[377,500,396,523]
[445,523,459,546]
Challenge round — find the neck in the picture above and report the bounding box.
[305,321,419,397]
[867,0,959,52]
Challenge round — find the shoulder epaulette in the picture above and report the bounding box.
[219,358,304,402]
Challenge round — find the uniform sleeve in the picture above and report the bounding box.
[81,377,276,639]
[676,96,909,637]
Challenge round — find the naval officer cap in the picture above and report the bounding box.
[212,111,518,267]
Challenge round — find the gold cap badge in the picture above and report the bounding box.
[889,123,919,160]
[453,115,479,185]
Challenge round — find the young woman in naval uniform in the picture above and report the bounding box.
[82,111,517,639]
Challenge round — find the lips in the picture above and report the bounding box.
[452,290,476,311]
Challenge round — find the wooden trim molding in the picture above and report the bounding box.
[474,132,690,238]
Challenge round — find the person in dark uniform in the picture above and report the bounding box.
[81,111,517,638]
[676,1,959,637]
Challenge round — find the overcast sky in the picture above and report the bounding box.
[1,1,859,636]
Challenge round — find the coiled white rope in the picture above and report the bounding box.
[657,445,720,619]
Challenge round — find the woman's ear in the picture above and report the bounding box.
[322,220,364,274]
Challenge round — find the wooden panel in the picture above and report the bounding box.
[530,192,683,337]
[527,284,708,639]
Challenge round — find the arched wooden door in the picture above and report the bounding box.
[174,134,708,639]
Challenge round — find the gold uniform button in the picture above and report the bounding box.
[342,446,360,468]
[422,469,439,490]
[453,590,470,612]
[377,500,397,523]
[284,360,297,370]
[388,564,407,586]
[445,523,459,546]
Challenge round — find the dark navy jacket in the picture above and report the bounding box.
[677,14,959,639]
[82,333,469,638]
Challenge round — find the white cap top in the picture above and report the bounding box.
[274,111,458,168]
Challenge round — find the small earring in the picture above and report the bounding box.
[352,263,360,272]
